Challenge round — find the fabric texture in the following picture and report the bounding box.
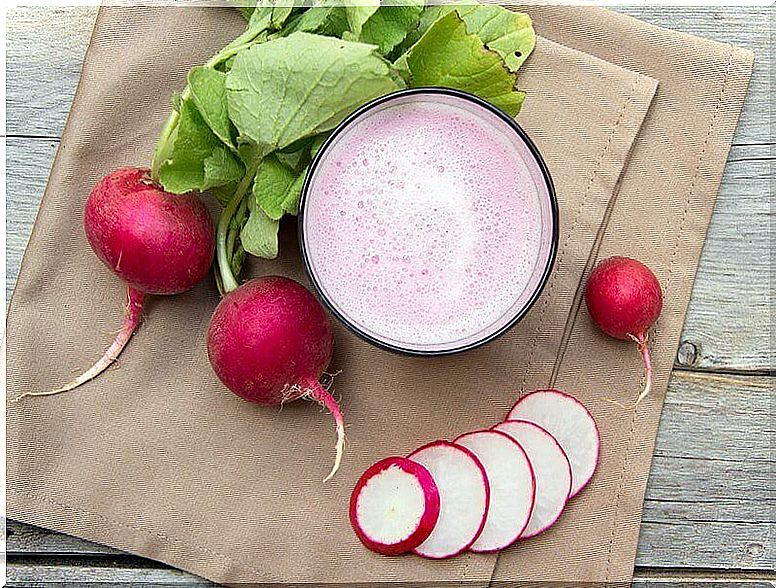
[6,6,752,585]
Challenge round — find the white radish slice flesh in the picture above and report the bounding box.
[507,389,600,497]
[493,420,572,538]
[454,429,536,553]
[350,456,441,556]
[408,441,490,559]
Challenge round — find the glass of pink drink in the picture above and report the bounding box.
[300,89,557,355]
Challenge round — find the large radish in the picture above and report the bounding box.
[350,457,440,555]
[585,256,663,405]
[508,389,600,498]
[408,441,489,559]
[207,276,344,481]
[454,429,535,552]
[12,167,215,402]
[493,420,572,538]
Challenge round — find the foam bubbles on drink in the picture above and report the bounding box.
[305,99,546,349]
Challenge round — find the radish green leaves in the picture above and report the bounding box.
[151,1,536,290]
[401,12,526,117]
[225,33,401,154]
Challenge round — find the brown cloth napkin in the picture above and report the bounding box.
[6,6,751,586]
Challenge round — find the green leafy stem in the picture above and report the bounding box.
[216,155,262,293]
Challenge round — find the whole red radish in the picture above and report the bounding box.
[13,167,215,402]
[85,167,215,295]
[207,276,344,481]
[585,256,663,405]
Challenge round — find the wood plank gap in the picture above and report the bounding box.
[7,553,172,569]
[672,365,775,379]
[635,566,776,581]
[2,133,63,141]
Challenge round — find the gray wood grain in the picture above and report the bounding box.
[5,561,775,587]
[5,138,58,300]
[6,560,213,586]
[5,7,96,138]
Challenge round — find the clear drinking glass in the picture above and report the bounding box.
[299,88,558,356]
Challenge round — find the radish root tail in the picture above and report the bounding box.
[629,332,652,406]
[303,378,345,483]
[11,287,145,403]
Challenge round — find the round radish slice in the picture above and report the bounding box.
[493,420,572,538]
[454,430,535,553]
[350,457,441,556]
[408,441,490,559]
[507,389,600,497]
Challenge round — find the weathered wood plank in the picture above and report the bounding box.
[6,521,122,556]
[675,151,772,373]
[638,371,774,570]
[5,138,58,301]
[5,560,775,587]
[9,372,774,570]
[6,559,213,586]
[635,571,776,588]
[5,7,96,138]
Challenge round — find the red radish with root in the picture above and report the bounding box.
[407,441,490,559]
[508,389,600,498]
[12,167,215,402]
[493,420,572,538]
[350,457,440,555]
[454,430,535,552]
[585,256,663,405]
[207,276,344,481]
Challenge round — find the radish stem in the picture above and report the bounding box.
[629,332,652,406]
[303,377,345,482]
[12,287,145,402]
[216,156,261,293]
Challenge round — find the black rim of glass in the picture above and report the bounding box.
[298,87,559,357]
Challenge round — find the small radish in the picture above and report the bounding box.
[493,420,572,538]
[585,256,663,405]
[408,441,489,559]
[207,276,344,481]
[13,167,215,402]
[350,457,440,556]
[454,430,535,553]
[508,389,599,498]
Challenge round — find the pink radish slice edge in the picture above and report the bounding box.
[507,389,600,498]
[454,429,535,553]
[350,456,440,556]
[493,420,572,539]
[408,441,490,559]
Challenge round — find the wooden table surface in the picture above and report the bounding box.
[5,6,774,586]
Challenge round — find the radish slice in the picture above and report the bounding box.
[454,430,535,553]
[350,457,440,556]
[408,441,490,559]
[507,389,600,497]
[493,420,572,538]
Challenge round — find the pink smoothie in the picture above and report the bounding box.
[303,93,555,353]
